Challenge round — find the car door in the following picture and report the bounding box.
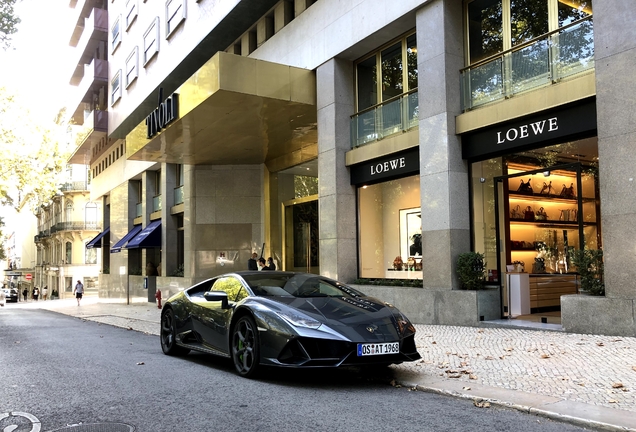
[197,276,249,353]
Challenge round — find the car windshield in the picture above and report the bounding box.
[242,273,364,298]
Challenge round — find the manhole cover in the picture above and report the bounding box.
[48,424,135,432]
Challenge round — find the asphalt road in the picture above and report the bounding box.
[0,308,591,432]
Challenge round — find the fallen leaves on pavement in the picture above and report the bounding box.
[473,400,490,408]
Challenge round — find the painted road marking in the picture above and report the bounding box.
[0,411,41,432]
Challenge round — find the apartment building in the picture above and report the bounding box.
[63,0,636,336]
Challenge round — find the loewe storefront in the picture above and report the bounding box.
[350,147,422,281]
[463,99,600,322]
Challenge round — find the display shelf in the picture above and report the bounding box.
[510,220,595,227]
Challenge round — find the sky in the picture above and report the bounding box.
[0,0,74,121]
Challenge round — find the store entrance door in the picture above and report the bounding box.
[493,162,595,325]
[282,196,319,274]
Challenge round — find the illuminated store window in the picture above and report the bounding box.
[143,17,160,66]
[166,0,186,38]
[358,175,421,280]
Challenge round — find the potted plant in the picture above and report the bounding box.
[456,252,486,290]
[569,248,604,295]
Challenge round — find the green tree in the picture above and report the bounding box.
[0,0,20,50]
[0,86,68,211]
[0,216,6,261]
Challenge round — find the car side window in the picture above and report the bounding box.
[187,279,214,299]
[211,276,248,303]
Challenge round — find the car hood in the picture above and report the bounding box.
[271,295,404,342]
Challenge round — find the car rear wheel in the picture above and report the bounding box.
[160,308,190,356]
[232,315,260,378]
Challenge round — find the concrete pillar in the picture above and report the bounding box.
[317,58,356,282]
[241,32,256,56]
[256,16,274,47]
[416,0,468,290]
[594,2,636,301]
[162,163,177,277]
[274,1,293,34]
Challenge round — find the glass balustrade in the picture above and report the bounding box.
[461,17,594,111]
[174,186,184,205]
[153,195,162,212]
[350,91,419,149]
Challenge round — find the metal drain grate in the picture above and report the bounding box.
[48,423,135,432]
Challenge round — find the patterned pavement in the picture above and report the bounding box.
[7,297,636,431]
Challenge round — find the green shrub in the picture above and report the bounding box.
[569,248,604,296]
[456,252,486,290]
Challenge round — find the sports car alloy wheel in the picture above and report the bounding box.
[160,309,190,356]
[232,316,260,377]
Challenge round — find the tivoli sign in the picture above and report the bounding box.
[146,88,178,139]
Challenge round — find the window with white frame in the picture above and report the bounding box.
[125,47,139,88]
[125,0,138,30]
[143,17,160,65]
[111,70,122,105]
[111,15,122,53]
[166,0,186,38]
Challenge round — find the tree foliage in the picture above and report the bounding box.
[0,86,68,212]
[0,0,20,50]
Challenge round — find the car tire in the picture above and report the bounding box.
[231,315,260,378]
[160,308,190,356]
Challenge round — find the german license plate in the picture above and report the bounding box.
[357,342,399,356]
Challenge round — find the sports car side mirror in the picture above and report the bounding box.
[204,291,229,309]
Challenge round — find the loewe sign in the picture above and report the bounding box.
[462,100,597,160]
[146,88,178,139]
[350,148,419,185]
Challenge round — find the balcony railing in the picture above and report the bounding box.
[350,90,419,149]
[460,17,594,111]
[153,195,162,212]
[60,181,90,192]
[136,202,143,218]
[174,186,184,205]
[50,222,101,234]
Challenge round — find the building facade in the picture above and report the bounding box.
[62,0,636,336]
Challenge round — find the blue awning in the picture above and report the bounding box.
[110,225,143,253]
[125,220,162,249]
[86,227,110,249]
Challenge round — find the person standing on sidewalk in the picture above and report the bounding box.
[22,288,28,302]
[42,286,48,301]
[33,287,39,301]
[73,280,84,306]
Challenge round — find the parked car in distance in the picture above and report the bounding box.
[160,271,421,378]
[2,288,19,303]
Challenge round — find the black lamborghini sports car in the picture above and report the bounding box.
[160,271,421,377]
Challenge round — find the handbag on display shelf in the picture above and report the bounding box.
[517,179,533,195]
[510,205,522,219]
[524,206,535,221]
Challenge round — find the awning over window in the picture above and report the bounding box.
[110,225,143,253]
[85,227,110,249]
[125,220,161,249]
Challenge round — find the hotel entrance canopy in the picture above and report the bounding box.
[126,52,317,170]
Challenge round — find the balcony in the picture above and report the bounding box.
[50,221,101,234]
[350,90,418,149]
[69,59,108,123]
[69,0,104,47]
[460,17,594,111]
[136,203,143,218]
[70,8,108,86]
[59,181,90,192]
[153,195,162,212]
[68,109,108,164]
[174,186,184,205]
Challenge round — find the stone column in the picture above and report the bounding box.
[317,58,357,282]
[416,0,468,290]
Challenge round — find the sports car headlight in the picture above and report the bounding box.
[396,311,416,334]
[276,311,322,329]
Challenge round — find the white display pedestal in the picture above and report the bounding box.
[507,272,530,316]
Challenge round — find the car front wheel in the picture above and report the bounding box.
[160,308,190,356]
[231,315,260,378]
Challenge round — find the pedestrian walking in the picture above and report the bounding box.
[247,253,258,270]
[33,287,39,301]
[42,285,48,301]
[267,257,276,270]
[0,288,5,307]
[73,280,84,306]
[22,288,28,302]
